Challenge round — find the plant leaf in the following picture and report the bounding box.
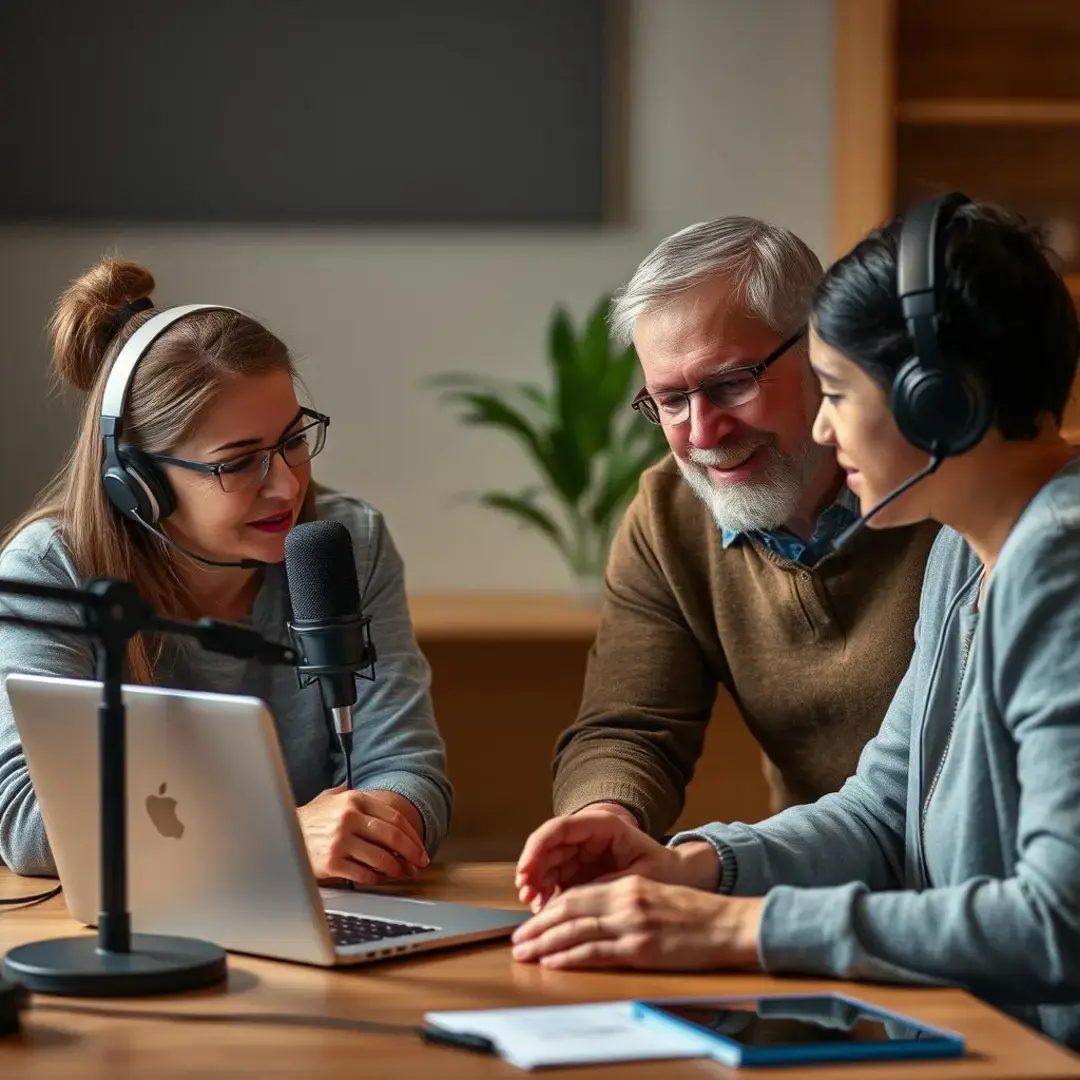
[438,390,549,472]
[517,383,550,415]
[429,372,548,417]
[543,306,595,503]
[479,492,569,555]
[580,295,613,383]
[546,426,591,507]
[590,440,669,527]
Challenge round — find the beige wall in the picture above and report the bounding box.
[0,0,833,592]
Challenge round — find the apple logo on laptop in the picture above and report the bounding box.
[145,783,185,839]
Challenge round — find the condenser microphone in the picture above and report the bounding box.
[131,513,267,570]
[284,520,376,786]
[829,454,943,553]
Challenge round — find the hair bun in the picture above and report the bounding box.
[49,258,156,393]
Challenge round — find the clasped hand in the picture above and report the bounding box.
[512,808,761,971]
[298,786,429,886]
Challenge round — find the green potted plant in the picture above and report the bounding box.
[429,297,669,599]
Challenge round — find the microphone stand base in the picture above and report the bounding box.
[2,934,227,996]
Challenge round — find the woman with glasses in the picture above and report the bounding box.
[0,258,451,886]
[512,198,1080,1049]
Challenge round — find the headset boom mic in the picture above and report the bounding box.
[284,522,375,748]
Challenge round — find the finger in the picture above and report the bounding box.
[357,814,426,869]
[324,858,384,888]
[516,839,585,893]
[516,819,571,879]
[349,795,427,854]
[512,915,609,963]
[343,835,411,879]
[526,882,564,913]
[511,883,611,943]
[520,836,612,899]
[518,823,633,900]
[346,804,427,868]
[539,938,637,970]
[517,815,614,876]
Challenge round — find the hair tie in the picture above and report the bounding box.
[104,297,154,344]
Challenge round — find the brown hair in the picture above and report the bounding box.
[4,258,315,683]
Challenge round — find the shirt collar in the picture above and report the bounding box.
[720,482,860,550]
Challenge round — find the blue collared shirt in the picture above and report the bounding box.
[721,484,860,567]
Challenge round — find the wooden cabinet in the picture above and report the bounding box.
[833,0,1080,440]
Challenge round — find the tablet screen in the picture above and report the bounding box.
[646,994,939,1048]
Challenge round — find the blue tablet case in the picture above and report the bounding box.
[631,992,966,1068]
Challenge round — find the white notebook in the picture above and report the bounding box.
[424,1001,705,1070]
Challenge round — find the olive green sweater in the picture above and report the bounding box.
[553,456,940,836]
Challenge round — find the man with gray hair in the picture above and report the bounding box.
[548,217,939,837]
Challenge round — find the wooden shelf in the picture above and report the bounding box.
[898,99,1080,126]
[407,592,600,642]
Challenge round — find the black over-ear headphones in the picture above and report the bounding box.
[100,303,238,525]
[892,192,993,457]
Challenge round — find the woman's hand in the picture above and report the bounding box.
[515,810,720,911]
[297,786,429,886]
[511,876,763,971]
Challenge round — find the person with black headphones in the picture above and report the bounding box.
[510,195,1080,1049]
[0,258,452,884]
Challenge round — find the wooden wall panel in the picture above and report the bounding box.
[832,0,897,257]
[426,638,771,862]
[899,0,1080,101]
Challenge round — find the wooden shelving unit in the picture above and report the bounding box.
[834,0,1080,445]
[898,99,1080,125]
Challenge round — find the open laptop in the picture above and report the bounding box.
[5,673,527,967]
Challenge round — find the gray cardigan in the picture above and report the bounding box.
[672,459,1080,1049]
[0,491,452,876]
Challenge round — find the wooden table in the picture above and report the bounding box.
[1,865,1078,1078]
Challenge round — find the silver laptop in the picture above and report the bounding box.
[5,673,527,967]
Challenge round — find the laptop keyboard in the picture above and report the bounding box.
[326,910,441,948]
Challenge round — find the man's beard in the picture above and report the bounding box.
[676,432,826,534]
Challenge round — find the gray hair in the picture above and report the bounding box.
[609,217,823,347]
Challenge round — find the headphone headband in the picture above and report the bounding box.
[897,192,970,371]
[890,192,992,457]
[99,301,242,528]
[100,303,241,432]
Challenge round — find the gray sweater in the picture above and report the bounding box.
[0,491,452,876]
[673,458,1080,1049]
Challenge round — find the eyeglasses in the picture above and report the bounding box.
[147,408,330,493]
[631,329,806,427]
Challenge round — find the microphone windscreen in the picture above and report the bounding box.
[284,520,361,622]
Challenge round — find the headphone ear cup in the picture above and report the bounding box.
[891,355,992,457]
[102,446,176,525]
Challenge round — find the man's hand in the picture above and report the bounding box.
[511,875,763,971]
[579,801,640,830]
[516,810,718,911]
[297,786,429,887]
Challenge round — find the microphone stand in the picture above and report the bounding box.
[0,576,296,996]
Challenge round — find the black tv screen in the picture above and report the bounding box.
[0,0,618,225]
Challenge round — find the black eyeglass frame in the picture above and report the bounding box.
[145,407,330,491]
[630,329,806,426]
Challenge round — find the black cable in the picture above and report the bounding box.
[32,1002,495,1053]
[0,885,62,908]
